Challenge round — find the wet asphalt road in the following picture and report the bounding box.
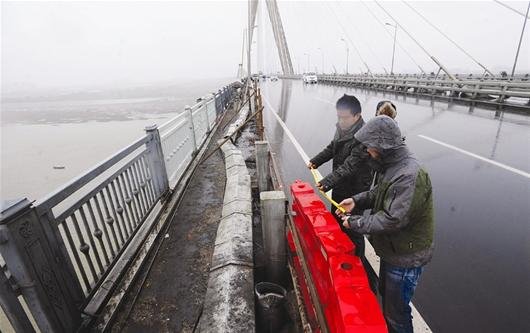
[261,79,530,333]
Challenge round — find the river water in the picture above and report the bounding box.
[261,79,530,333]
[0,78,232,202]
[0,78,233,332]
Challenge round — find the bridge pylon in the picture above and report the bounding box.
[248,0,294,75]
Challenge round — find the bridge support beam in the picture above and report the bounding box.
[255,141,270,193]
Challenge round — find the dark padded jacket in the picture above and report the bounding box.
[309,118,373,202]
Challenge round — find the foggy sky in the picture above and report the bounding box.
[2,1,529,93]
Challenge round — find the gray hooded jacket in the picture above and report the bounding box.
[349,116,435,268]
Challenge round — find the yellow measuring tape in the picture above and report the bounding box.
[310,168,347,214]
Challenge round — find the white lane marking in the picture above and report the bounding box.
[313,96,335,105]
[263,95,330,193]
[363,241,432,332]
[418,134,530,179]
[263,96,311,165]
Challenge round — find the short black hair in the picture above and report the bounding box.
[336,94,361,114]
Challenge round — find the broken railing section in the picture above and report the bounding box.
[0,84,238,333]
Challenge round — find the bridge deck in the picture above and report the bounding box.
[109,106,236,332]
[261,79,530,333]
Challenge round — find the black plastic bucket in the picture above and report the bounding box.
[255,282,287,332]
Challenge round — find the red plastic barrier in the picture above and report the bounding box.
[289,180,387,333]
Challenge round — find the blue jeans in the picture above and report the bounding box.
[379,262,424,333]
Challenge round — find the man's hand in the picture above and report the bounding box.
[341,215,351,228]
[336,198,355,215]
[308,162,317,169]
[316,182,330,192]
[342,215,363,230]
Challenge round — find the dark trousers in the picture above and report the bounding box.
[379,261,424,333]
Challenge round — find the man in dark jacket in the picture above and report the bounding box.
[337,115,434,333]
[308,94,373,256]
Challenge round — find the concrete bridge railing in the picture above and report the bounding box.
[0,84,237,333]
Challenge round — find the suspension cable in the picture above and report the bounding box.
[373,0,457,80]
[494,0,530,19]
[402,0,494,76]
[360,0,427,75]
[326,2,374,74]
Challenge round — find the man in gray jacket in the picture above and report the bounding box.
[337,115,434,333]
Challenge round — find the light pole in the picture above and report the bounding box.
[340,38,349,74]
[317,48,324,73]
[385,22,398,75]
[304,53,311,73]
[296,57,301,74]
[510,1,530,79]
[245,25,258,76]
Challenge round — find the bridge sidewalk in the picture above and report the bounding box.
[109,106,237,332]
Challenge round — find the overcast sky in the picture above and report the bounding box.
[2,0,529,91]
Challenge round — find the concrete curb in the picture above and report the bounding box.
[199,137,254,333]
[224,106,250,138]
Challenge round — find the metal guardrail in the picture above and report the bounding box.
[316,74,530,109]
[0,84,237,332]
[280,72,530,82]
[159,93,218,187]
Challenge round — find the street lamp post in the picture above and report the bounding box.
[385,22,398,75]
[340,38,349,74]
[304,53,311,73]
[510,1,530,79]
[296,57,301,74]
[317,48,324,74]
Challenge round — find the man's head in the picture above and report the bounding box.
[354,115,403,160]
[336,94,362,130]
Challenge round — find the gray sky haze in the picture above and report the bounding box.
[2,1,529,94]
